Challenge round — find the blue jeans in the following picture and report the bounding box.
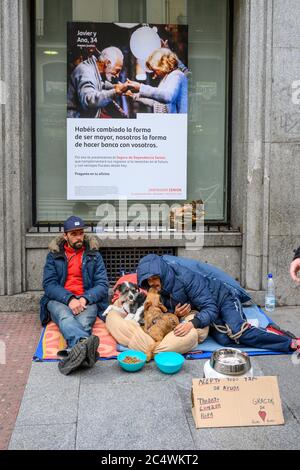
[48,300,98,348]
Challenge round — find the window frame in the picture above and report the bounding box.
[30,0,234,227]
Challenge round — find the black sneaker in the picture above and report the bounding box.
[81,335,100,369]
[58,340,87,375]
[57,348,71,360]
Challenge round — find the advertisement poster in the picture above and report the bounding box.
[67,22,188,200]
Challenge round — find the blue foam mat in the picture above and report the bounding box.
[117,304,292,359]
[33,304,292,362]
[32,326,117,363]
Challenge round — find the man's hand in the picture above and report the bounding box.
[79,297,87,308]
[68,298,86,316]
[114,82,128,95]
[126,79,141,92]
[174,303,191,318]
[174,321,194,337]
[290,258,300,283]
[125,90,135,98]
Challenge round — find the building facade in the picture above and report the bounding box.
[0,0,300,311]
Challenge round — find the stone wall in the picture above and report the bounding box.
[0,0,32,296]
[231,0,300,305]
[268,0,300,304]
[25,232,242,291]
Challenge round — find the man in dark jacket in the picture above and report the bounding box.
[137,254,299,353]
[40,216,109,375]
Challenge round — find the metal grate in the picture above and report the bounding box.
[100,247,176,286]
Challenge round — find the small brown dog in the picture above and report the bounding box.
[142,287,168,329]
[143,288,179,360]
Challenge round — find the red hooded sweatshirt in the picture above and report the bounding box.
[64,244,84,296]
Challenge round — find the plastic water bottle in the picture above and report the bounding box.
[265,273,275,312]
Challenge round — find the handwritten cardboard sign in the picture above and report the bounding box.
[191,376,284,428]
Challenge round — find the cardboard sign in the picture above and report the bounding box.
[191,376,284,429]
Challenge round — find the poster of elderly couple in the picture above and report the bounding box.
[67,22,188,200]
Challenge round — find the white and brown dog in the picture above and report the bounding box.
[103,281,146,324]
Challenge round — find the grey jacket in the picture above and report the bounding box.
[67,56,117,118]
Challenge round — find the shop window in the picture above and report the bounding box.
[34,0,230,223]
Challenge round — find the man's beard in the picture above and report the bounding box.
[105,72,113,82]
[69,240,83,250]
[104,68,118,84]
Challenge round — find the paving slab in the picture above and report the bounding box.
[80,358,171,385]
[185,410,299,450]
[265,307,300,331]
[77,381,195,450]
[9,423,76,450]
[252,355,300,422]
[11,363,80,427]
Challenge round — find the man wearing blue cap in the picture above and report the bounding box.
[40,216,109,375]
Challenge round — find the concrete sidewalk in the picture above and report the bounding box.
[8,308,300,450]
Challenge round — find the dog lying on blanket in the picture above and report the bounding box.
[143,288,179,356]
[103,282,146,324]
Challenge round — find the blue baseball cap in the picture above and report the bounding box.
[63,216,86,233]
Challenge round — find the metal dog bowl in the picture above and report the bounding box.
[209,348,251,376]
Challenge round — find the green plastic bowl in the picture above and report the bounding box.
[154,352,185,374]
[117,350,147,372]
